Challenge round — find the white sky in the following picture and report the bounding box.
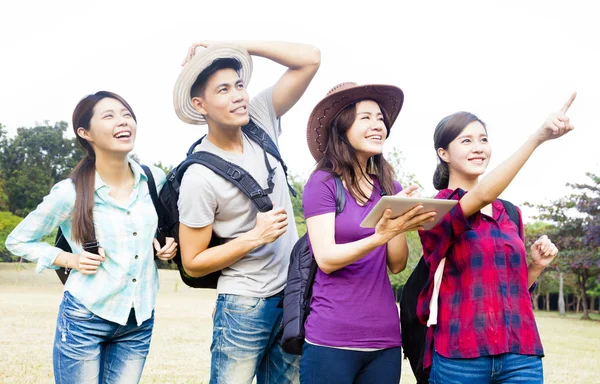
[1,0,598,221]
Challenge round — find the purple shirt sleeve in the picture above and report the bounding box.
[303,170,337,219]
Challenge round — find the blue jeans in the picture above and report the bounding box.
[53,291,154,384]
[210,293,300,384]
[300,343,401,384]
[429,352,543,384]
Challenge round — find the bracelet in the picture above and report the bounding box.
[65,257,70,275]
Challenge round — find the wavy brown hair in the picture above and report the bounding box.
[316,100,396,204]
[70,91,136,244]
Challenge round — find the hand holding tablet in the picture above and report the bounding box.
[360,196,457,231]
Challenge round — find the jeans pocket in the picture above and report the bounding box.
[222,294,262,314]
[62,292,95,321]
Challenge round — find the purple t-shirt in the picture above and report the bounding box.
[302,170,402,349]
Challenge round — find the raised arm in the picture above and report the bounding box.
[459,93,576,218]
[182,40,321,118]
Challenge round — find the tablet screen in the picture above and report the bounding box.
[359,196,458,230]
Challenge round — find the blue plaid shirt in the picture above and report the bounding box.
[6,160,165,325]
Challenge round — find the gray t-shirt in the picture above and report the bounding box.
[178,87,298,297]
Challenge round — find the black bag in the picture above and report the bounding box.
[54,164,161,285]
[280,174,345,355]
[156,120,295,289]
[399,199,521,383]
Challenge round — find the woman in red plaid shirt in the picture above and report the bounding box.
[418,93,576,384]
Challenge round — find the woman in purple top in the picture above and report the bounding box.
[300,82,437,384]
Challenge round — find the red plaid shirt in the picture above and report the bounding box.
[417,188,544,368]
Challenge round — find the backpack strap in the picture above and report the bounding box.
[333,174,346,215]
[174,151,274,213]
[498,199,522,239]
[141,164,167,246]
[242,121,297,197]
[141,165,163,223]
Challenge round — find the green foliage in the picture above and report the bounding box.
[154,161,174,175]
[388,231,423,290]
[0,211,23,261]
[0,124,9,211]
[0,211,57,262]
[527,173,600,319]
[386,147,423,190]
[129,153,141,163]
[0,121,84,217]
[289,174,306,237]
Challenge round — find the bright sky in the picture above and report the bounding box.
[1,0,598,221]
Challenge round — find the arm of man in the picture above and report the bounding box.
[245,41,320,118]
[183,40,320,118]
[179,207,288,277]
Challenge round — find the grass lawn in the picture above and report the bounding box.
[0,263,598,383]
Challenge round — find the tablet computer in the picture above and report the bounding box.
[359,196,458,230]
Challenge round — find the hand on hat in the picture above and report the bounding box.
[181,41,215,66]
[536,92,576,144]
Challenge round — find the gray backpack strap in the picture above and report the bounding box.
[175,151,274,213]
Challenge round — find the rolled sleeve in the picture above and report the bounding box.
[5,179,75,273]
[529,281,538,294]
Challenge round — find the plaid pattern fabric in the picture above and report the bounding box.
[417,188,544,368]
[6,160,165,326]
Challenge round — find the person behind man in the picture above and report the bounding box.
[172,40,320,384]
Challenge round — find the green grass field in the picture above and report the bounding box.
[0,263,598,383]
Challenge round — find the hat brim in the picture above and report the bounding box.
[306,84,404,161]
[173,44,253,125]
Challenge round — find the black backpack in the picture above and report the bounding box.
[281,174,345,355]
[399,199,521,383]
[54,164,161,285]
[156,120,295,289]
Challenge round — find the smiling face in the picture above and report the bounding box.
[77,97,137,155]
[438,120,491,179]
[345,100,388,163]
[191,68,249,129]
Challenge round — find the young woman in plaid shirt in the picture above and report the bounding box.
[418,93,576,384]
[6,91,177,383]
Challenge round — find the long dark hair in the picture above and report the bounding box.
[433,111,486,190]
[316,100,395,204]
[70,91,136,244]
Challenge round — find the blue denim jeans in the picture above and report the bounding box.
[53,291,154,384]
[300,343,401,384]
[429,352,543,384]
[210,293,300,384]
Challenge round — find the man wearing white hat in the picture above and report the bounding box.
[173,40,320,384]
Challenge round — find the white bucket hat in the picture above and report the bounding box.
[173,43,253,125]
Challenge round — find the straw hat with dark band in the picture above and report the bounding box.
[173,43,253,125]
[306,82,404,161]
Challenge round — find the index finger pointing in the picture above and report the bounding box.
[560,92,577,114]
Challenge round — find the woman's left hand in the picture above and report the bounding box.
[530,235,558,269]
[154,237,178,260]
